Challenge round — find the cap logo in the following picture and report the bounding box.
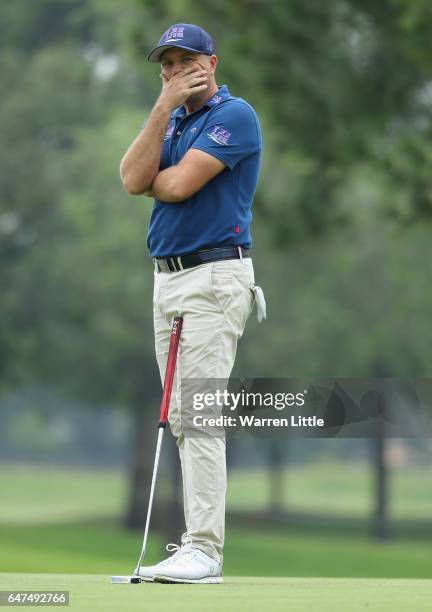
[163,26,184,41]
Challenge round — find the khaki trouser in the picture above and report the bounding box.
[153,257,255,563]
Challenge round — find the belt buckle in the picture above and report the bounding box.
[157,257,184,273]
[167,257,184,272]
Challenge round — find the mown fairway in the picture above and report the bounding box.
[1,574,431,612]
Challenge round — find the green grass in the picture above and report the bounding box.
[227,461,432,518]
[1,521,432,579]
[1,463,431,581]
[1,574,431,612]
[1,462,431,524]
[0,465,126,523]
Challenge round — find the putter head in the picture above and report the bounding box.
[111,575,142,584]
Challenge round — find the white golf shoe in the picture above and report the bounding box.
[154,547,223,584]
[135,542,191,582]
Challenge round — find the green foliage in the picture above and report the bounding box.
[0,0,94,53]
[0,1,155,402]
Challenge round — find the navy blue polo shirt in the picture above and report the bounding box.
[146,85,262,257]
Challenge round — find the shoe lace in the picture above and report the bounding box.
[160,539,194,566]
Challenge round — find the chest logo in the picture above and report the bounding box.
[164,125,174,140]
[190,127,197,134]
[207,125,231,145]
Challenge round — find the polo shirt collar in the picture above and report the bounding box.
[173,84,230,118]
[203,84,230,108]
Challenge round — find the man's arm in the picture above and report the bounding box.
[120,67,208,195]
[149,149,225,202]
[119,102,171,195]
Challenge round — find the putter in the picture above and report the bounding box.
[111,315,183,585]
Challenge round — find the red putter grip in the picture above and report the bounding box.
[159,316,183,427]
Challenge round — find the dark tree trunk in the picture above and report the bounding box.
[371,364,390,540]
[268,440,285,516]
[124,388,183,543]
[124,395,165,529]
[372,413,389,540]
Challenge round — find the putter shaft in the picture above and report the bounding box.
[135,426,165,572]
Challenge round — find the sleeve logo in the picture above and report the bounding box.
[206,125,231,145]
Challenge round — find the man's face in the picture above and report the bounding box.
[160,47,216,83]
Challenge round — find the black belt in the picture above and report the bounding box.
[154,246,251,273]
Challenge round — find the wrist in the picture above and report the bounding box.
[153,97,175,115]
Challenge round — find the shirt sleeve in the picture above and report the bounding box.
[191,101,261,170]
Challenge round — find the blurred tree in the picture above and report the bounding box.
[0,0,179,534]
[0,47,100,387]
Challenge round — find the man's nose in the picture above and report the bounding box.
[172,60,189,75]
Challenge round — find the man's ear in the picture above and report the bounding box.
[209,54,218,75]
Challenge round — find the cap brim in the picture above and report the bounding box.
[147,44,207,63]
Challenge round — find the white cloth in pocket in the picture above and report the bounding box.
[250,284,267,322]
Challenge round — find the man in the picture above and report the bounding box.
[120,23,265,584]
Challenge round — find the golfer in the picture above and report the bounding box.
[120,23,264,583]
